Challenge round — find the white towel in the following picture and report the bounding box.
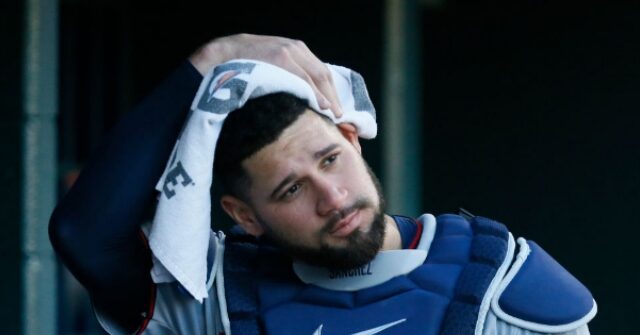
[149,59,377,302]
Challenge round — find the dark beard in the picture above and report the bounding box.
[265,203,386,270]
[260,163,387,270]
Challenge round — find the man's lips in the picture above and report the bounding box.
[329,209,361,237]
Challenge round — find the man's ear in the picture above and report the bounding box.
[220,195,264,236]
[337,123,361,154]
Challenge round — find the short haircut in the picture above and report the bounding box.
[214,92,313,201]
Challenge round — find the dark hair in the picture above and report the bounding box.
[214,92,311,200]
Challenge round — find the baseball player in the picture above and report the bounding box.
[50,33,596,334]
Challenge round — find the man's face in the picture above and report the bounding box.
[237,110,385,269]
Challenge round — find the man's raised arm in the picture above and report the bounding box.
[48,33,341,332]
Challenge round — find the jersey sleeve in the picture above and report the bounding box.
[94,232,227,335]
[49,61,202,332]
[93,281,220,335]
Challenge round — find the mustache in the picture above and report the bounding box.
[323,198,374,233]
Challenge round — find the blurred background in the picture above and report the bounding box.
[2,0,638,333]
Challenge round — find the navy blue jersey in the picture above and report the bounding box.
[49,61,203,332]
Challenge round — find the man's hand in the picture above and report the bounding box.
[189,33,343,117]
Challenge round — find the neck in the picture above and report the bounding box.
[381,214,402,251]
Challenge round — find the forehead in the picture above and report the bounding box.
[242,111,342,181]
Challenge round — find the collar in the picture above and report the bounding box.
[292,213,437,291]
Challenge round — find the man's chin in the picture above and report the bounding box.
[282,210,387,270]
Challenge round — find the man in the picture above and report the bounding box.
[50,34,596,334]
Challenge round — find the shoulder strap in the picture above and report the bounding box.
[224,229,295,335]
[223,230,262,335]
[437,214,512,334]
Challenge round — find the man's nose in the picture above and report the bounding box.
[316,178,348,216]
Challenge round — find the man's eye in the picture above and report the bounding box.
[322,154,338,167]
[282,184,301,199]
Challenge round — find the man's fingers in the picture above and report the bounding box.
[272,49,331,108]
[292,64,332,109]
[287,41,343,117]
[313,73,343,118]
[191,34,343,117]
